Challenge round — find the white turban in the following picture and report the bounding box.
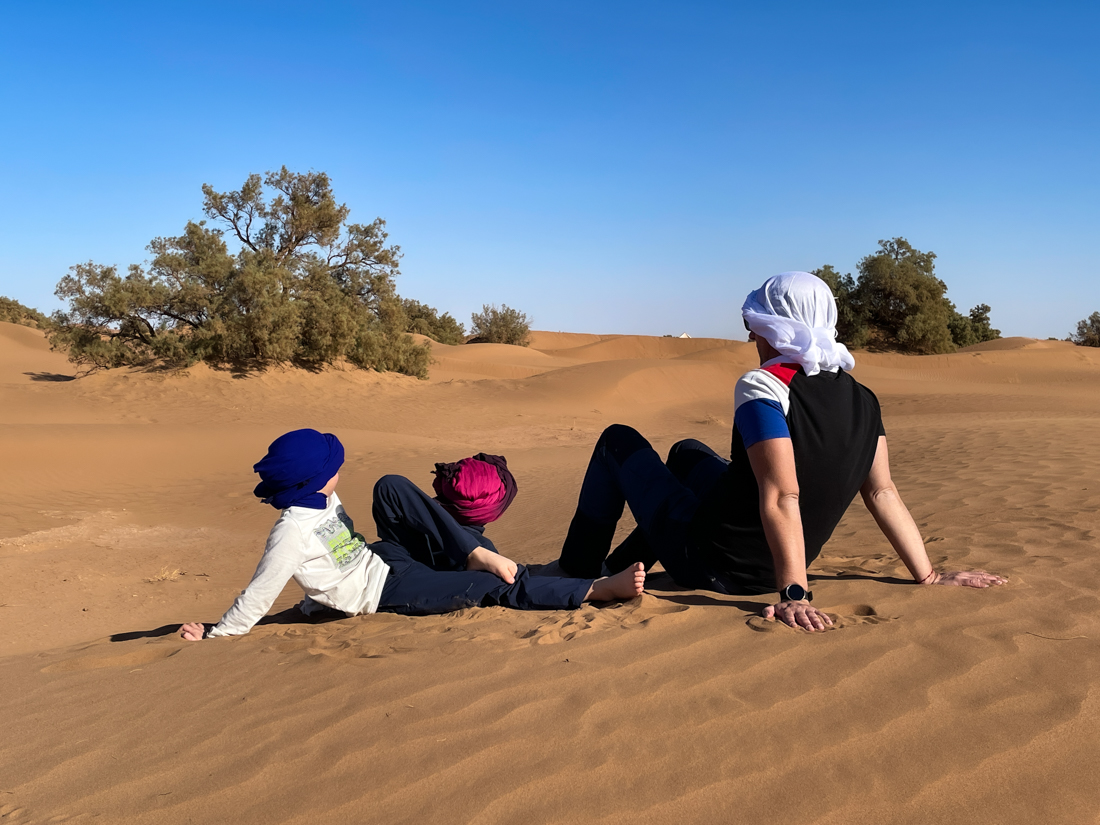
[741,271,855,377]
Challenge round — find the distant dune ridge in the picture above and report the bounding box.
[2,321,1099,824]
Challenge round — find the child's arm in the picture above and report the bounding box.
[179,522,302,640]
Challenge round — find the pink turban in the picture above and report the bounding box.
[432,453,518,526]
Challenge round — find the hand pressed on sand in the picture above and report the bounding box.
[761,601,834,632]
[466,546,519,583]
[179,622,205,641]
[925,570,1006,587]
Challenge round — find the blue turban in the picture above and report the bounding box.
[253,429,345,510]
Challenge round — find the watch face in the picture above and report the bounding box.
[783,584,807,601]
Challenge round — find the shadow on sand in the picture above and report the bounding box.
[24,371,76,382]
[109,604,347,643]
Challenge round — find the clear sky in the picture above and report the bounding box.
[1,1,1096,340]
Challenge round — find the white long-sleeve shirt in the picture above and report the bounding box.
[208,492,389,637]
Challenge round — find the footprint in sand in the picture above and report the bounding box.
[812,554,901,577]
[0,800,84,822]
[523,613,596,645]
[217,596,694,663]
[519,595,690,645]
[41,645,181,673]
[745,604,896,633]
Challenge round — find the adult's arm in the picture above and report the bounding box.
[747,438,833,631]
[860,436,1005,588]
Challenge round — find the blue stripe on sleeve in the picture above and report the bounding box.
[734,398,790,449]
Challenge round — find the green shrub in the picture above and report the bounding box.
[1072,312,1100,347]
[815,238,1000,354]
[49,168,432,377]
[947,302,1001,348]
[853,239,955,353]
[0,296,50,329]
[812,265,869,347]
[469,303,531,346]
[403,299,465,345]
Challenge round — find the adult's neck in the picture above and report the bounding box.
[755,337,783,365]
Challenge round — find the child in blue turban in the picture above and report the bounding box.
[179,429,644,640]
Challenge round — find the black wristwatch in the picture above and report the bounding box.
[779,583,813,602]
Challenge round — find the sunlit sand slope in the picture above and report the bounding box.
[1,322,1098,825]
[0,321,73,383]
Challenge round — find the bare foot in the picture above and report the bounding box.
[467,546,518,584]
[586,562,646,602]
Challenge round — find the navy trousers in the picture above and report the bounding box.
[371,475,592,615]
[559,425,729,590]
[373,474,498,571]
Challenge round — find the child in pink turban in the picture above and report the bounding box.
[431,452,518,526]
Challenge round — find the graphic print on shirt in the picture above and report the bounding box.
[313,510,367,570]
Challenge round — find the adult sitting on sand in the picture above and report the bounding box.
[553,272,1005,631]
[179,430,644,641]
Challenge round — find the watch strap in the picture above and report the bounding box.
[779,584,813,602]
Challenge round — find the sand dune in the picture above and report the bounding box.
[536,334,746,363]
[2,321,1099,824]
[960,336,1075,352]
[0,321,74,384]
[423,336,577,381]
[527,330,609,350]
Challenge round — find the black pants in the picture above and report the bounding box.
[559,425,730,591]
[372,475,592,615]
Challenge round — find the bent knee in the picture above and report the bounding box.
[667,438,707,460]
[373,474,416,500]
[598,424,651,464]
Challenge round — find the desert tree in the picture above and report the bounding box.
[1071,311,1100,347]
[815,239,999,353]
[812,265,869,347]
[947,302,1001,348]
[0,296,50,330]
[853,238,955,354]
[403,299,466,345]
[469,304,531,346]
[50,168,433,377]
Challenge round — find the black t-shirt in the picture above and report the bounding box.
[690,364,884,594]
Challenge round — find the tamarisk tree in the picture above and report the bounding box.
[51,168,432,376]
[1072,312,1100,347]
[814,238,1001,353]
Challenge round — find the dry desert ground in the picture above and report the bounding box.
[1,321,1099,824]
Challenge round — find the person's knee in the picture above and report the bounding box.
[373,474,413,504]
[665,439,721,484]
[667,438,706,461]
[598,424,651,465]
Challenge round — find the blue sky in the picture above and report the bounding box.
[1,1,1096,340]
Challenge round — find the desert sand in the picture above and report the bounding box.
[1,320,1099,824]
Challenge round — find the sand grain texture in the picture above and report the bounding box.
[1,322,1098,824]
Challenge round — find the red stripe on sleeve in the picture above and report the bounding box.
[761,363,800,386]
